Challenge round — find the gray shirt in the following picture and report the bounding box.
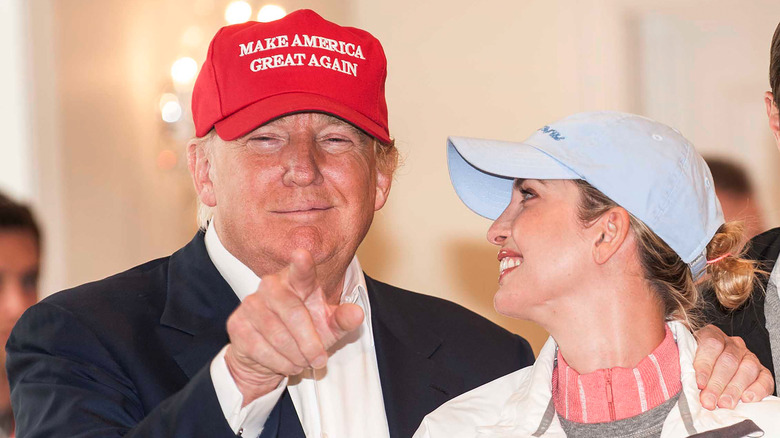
[765,255,780,395]
[557,392,680,438]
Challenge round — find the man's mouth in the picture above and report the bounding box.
[277,207,331,213]
[272,203,334,214]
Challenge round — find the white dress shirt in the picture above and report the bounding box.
[205,223,391,438]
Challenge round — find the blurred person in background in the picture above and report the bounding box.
[0,193,40,438]
[705,20,780,396]
[704,157,765,240]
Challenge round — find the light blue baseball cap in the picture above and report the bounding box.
[447,111,724,280]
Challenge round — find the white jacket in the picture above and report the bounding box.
[414,322,780,437]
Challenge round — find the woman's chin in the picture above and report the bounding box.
[493,290,531,320]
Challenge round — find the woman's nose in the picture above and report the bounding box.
[487,209,512,245]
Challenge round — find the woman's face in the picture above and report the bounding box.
[487,179,592,321]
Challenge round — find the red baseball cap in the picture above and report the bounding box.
[192,9,390,143]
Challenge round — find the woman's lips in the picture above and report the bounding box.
[497,249,523,283]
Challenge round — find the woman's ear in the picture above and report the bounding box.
[592,207,631,265]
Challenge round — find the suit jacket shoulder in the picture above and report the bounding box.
[40,255,170,337]
[747,227,780,271]
[366,276,535,438]
[369,277,532,358]
[7,232,239,437]
[702,227,780,386]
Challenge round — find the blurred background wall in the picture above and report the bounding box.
[1,0,778,353]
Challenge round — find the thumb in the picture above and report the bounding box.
[329,303,364,338]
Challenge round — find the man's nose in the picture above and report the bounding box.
[282,138,325,187]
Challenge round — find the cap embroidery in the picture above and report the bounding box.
[239,33,365,77]
[539,125,566,141]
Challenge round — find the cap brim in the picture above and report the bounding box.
[447,136,580,220]
[214,92,391,143]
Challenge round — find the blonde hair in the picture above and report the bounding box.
[190,129,399,230]
[574,180,757,330]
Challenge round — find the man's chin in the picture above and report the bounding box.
[284,225,325,252]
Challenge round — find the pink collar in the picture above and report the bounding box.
[552,326,682,423]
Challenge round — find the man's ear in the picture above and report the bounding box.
[765,91,780,147]
[374,168,392,211]
[591,207,631,265]
[187,139,217,208]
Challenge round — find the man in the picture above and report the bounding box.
[6,9,773,438]
[0,193,40,438]
[706,20,780,396]
[705,157,766,240]
[7,11,533,438]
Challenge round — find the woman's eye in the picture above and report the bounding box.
[520,189,536,202]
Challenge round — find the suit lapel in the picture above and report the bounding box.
[160,232,240,379]
[367,276,463,438]
[155,245,458,436]
[159,233,306,437]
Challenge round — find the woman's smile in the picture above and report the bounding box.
[497,249,523,283]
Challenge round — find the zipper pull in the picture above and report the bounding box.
[605,370,616,421]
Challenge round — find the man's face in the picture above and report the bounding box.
[192,113,391,295]
[0,230,39,354]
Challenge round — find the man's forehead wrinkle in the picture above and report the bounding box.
[309,113,370,140]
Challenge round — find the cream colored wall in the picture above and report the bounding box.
[353,0,780,354]
[353,0,636,354]
[33,0,348,291]
[0,0,33,200]
[24,0,780,354]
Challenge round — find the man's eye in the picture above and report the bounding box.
[324,136,349,143]
[320,136,355,152]
[22,272,38,292]
[248,135,280,142]
[246,136,284,152]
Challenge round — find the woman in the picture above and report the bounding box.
[415,112,780,437]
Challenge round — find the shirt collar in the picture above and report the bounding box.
[476,321,701,437]
[203,222,372,340]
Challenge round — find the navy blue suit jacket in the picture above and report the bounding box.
[703,227,779,391]
[7,232,534,437]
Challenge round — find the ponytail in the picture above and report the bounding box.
[702,222,760,310]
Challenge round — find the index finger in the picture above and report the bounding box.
[288,248,318,298]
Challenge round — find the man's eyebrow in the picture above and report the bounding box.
[326,117,368,136]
